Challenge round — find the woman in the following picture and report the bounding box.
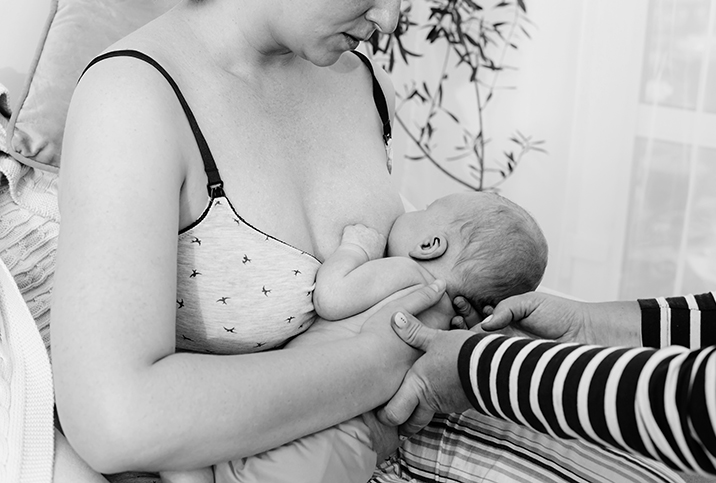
[50,0,686,481]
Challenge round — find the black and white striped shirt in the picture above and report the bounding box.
[458,292,716,476]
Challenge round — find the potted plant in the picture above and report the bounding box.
[369,0,545,191]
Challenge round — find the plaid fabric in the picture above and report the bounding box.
[372,411,685,483]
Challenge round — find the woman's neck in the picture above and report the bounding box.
[171,0,302,76]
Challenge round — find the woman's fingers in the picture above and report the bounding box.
[398,404,435,440]
[377,369,436,439]
[377,376,421,427]
[390,310,440,352]
[380,311,442,436]
[396,279,446,314]
[360,411,401,462]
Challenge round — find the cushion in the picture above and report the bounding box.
[5,0,178,172]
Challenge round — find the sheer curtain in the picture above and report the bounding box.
[391,0,716,301]
[621,0,716,299]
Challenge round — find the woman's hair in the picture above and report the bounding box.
[450,193,548,316]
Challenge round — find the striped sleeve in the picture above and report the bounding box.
[640,292,716,349]
[458,334,716,476]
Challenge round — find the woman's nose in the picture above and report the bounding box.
[366,0,401,34]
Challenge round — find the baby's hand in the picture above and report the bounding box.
[341,224,386,260]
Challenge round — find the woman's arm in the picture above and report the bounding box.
[51,60,443,474]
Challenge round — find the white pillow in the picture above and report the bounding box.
[5,0,178,172]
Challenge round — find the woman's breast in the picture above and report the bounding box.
[175,198,321,354]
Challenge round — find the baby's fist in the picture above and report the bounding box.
[342,224,386,260]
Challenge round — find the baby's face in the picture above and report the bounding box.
[386,210,432,257]
[387,192,488,257]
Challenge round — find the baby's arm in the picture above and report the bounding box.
[314,225,431,321]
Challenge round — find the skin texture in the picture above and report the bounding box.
[265,0,400,66]
[378,291,643,438]
[314,193,512,322]
[51,0,437,475]
[377,311,478,437]
[479,292,642,347]
[385,193,471,258]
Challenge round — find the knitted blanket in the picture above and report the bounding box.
[0,82,59,356]
[0,81,57,483]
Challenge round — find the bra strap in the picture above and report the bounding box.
[80,50,225,198]
[350,50,392,145]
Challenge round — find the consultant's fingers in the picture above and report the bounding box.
[377,377,421,427]
[481,296,529,331]
[391,310,439,352]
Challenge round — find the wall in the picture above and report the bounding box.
[2,0,662,301]
[0,0,50,107]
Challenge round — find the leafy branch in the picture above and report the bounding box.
[368,0,545,191]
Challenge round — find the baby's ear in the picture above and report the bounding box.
[409,235,448,260]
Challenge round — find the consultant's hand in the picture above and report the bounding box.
[480,291,591,344]
[485,291,644,347]
[376,311,479,439]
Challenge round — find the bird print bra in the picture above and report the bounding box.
[83,49,393,355]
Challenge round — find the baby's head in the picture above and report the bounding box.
[387,192,548,318]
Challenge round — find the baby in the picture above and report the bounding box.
[163,191,548,483]
[314,191,548,324]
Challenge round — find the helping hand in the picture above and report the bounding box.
[341,224,387,260]
[480,291,590,344]
[376,311,477,439]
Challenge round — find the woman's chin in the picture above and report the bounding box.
[304,51,346,67]
[300,39,358,67]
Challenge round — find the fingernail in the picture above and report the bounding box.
[399,434,409,442]
[394,312,408,328]
[430,279,446,292]
[481,314,493,325]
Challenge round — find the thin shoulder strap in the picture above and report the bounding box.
[80,50,225,198]
[350,50,392,144]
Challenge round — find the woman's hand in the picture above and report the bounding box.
[361,410,401,462]
[376,311,478,438]
[359,280,449,344]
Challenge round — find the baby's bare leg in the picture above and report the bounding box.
[53,429,109,483]
[160,468,214,483]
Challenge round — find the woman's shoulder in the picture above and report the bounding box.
[64,39,192,194]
